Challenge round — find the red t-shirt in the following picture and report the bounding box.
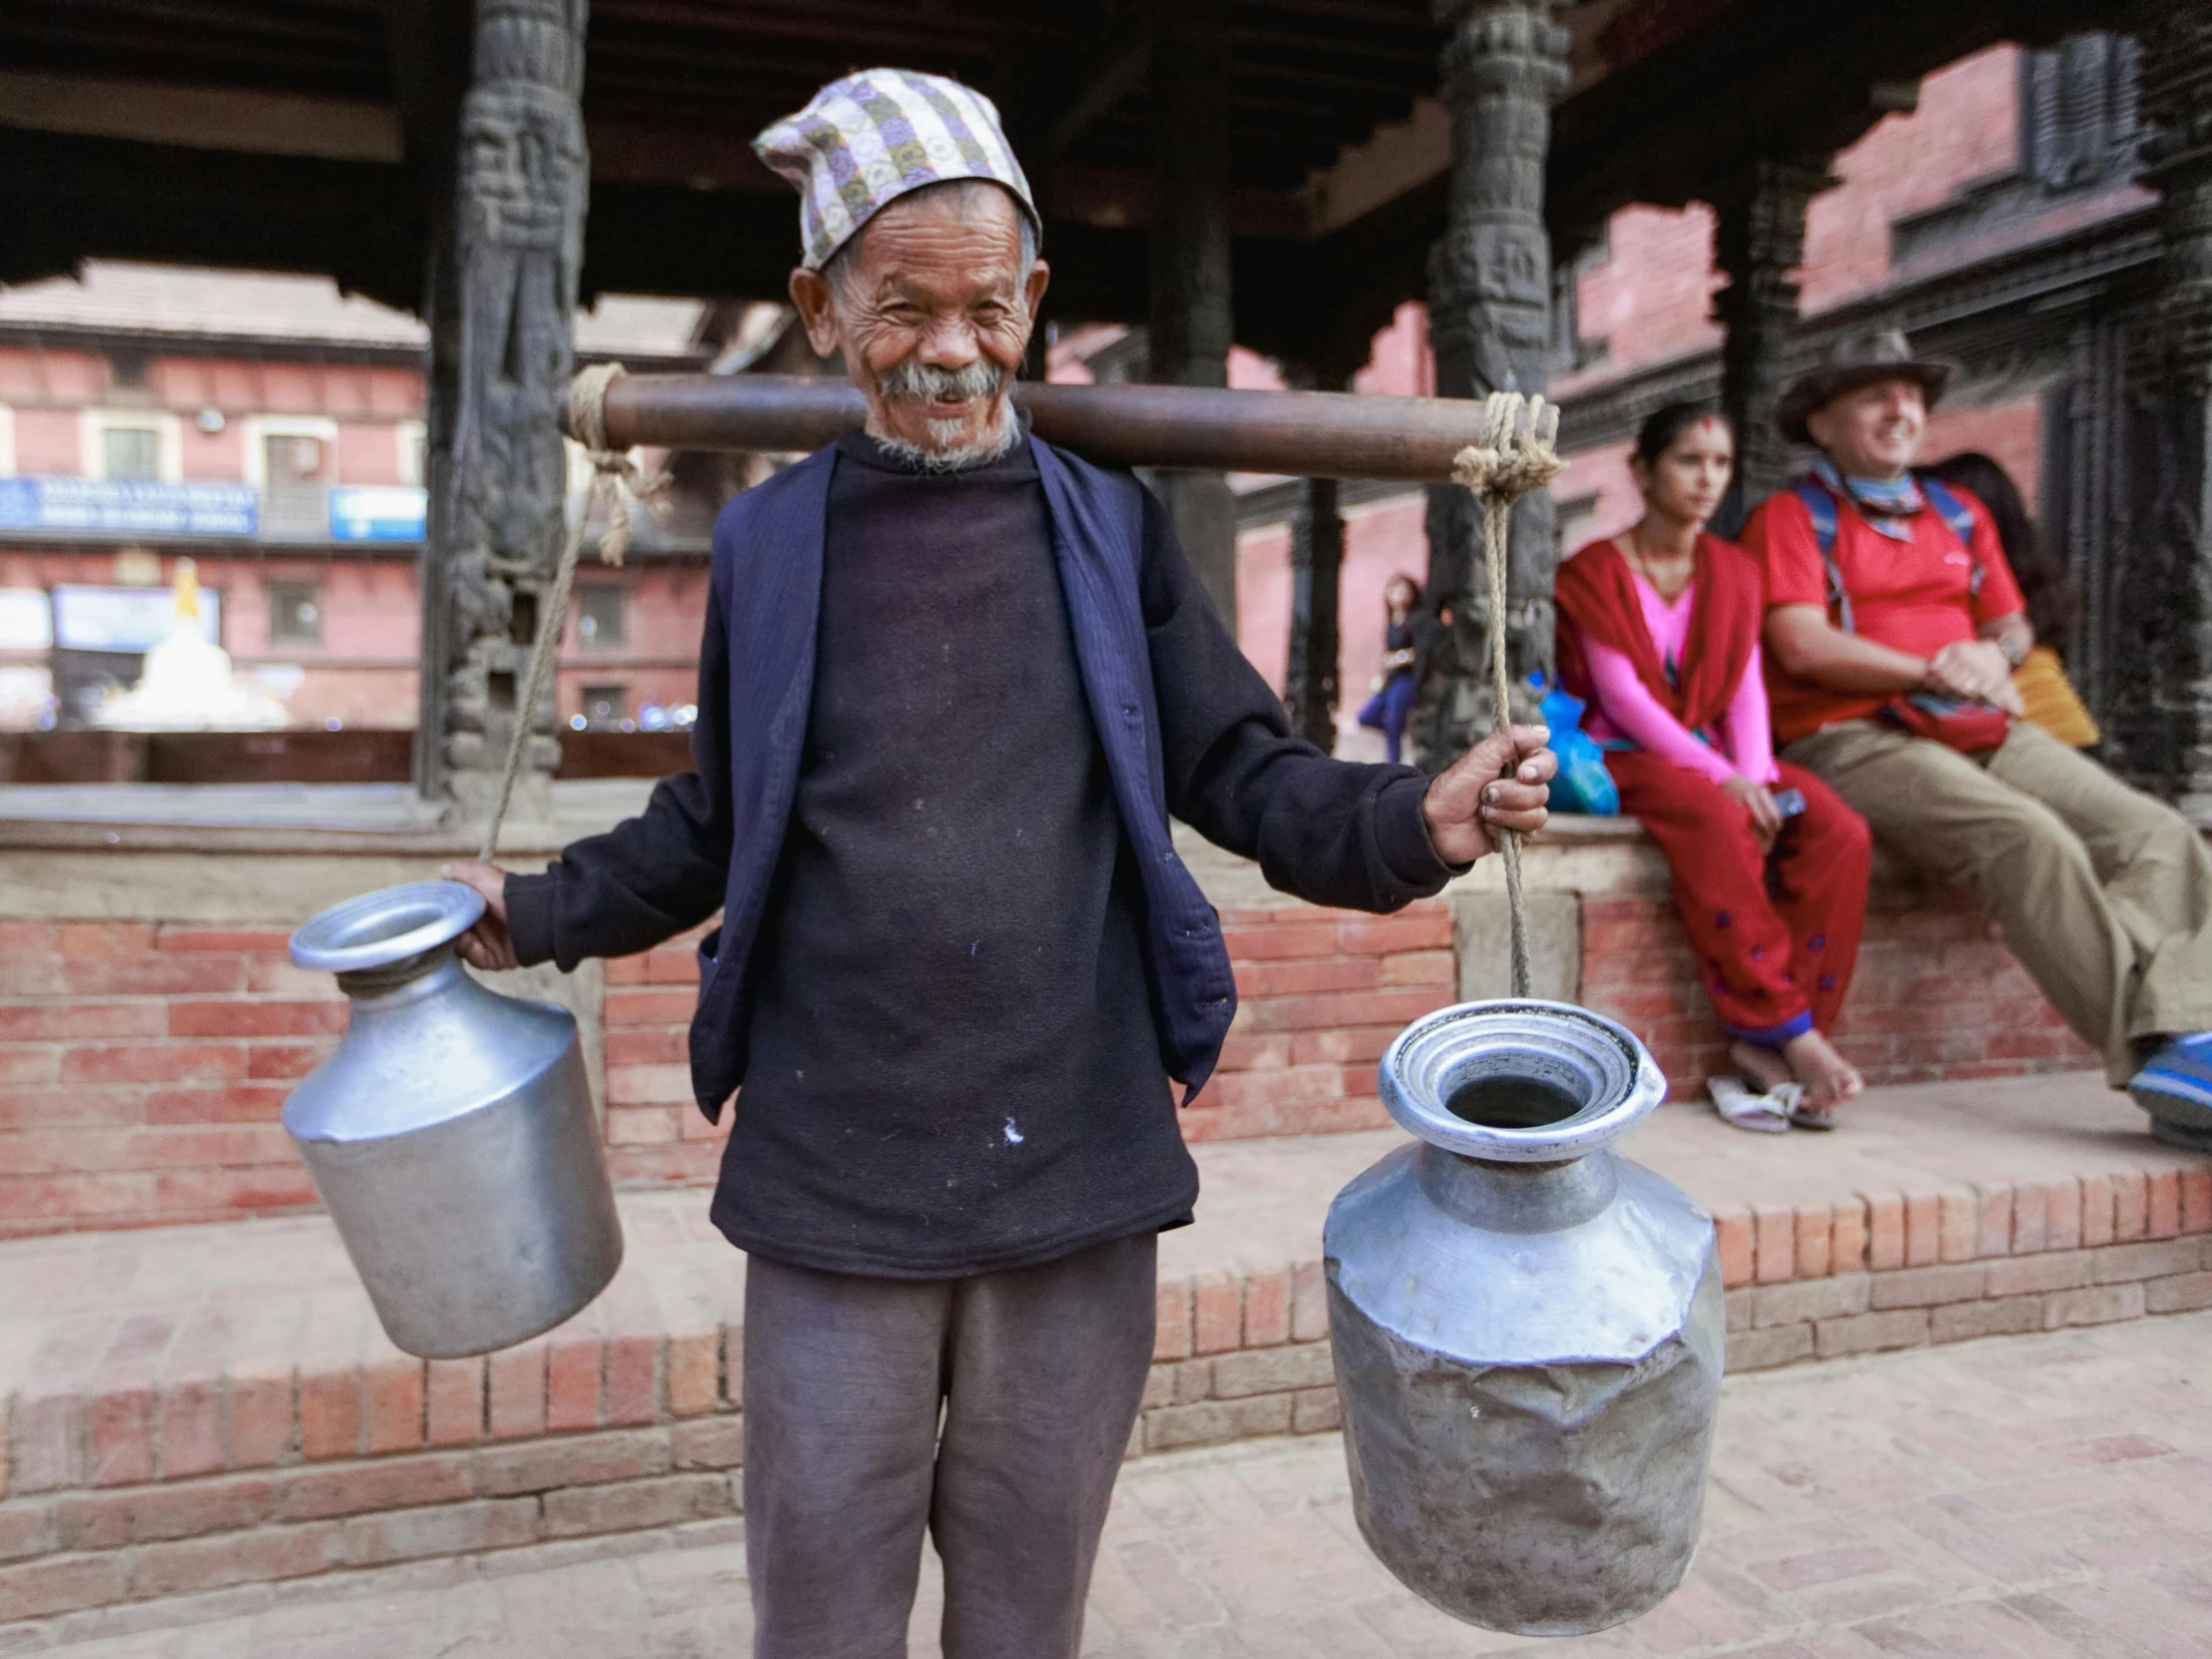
[1741,484,2025,745]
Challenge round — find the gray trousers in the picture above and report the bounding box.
[742,1232,1158,1659]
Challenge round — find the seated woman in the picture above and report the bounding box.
[1555,404,1875,1123]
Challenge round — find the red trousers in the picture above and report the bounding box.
[1606,752,1872,1044]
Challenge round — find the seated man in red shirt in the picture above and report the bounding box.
[1743,329,2212,1149]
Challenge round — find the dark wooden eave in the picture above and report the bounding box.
[0,0,2154,365]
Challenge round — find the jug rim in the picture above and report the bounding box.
[1378,998,1667,1164]
[291,880,486,975]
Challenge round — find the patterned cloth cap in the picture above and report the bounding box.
[753,68,1040,272]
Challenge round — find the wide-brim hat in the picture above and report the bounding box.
[1777,328,1956,445]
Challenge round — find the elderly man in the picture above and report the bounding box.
[442,68,1552,1659]
[1742,329,2212,1146]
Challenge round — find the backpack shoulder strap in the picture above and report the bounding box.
[1919,476,1987,597]
[1791,480,1855,634]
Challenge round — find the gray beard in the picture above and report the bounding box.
[870,399,1020,472]
[868,356,1021,471]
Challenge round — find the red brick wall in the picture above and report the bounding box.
[0,885,2099,1236]
[0,905,1464,1234]
[1582,883,2096,1102]
[1925,393,2044,506]
[0,917,743,1238]
[1195,902,1458,1141]
[599,923,729,1187]
[0,922,325,1240]
[1801,48,2021,311]
[1554,436,1641,549]
[1558,203,1723,391]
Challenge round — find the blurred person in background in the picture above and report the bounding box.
[1356,573,1422,764]
[1922,450,2099,751]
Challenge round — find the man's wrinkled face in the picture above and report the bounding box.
[790,183,1050,467]
[1805,376,1927,481]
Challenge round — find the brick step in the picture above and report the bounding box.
[4,1071,2210,1626]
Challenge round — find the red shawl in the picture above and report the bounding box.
[1553,533,1763,735]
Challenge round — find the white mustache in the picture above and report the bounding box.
[877,358,1006,403]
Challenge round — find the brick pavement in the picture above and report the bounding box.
[10,1311,2212,1657]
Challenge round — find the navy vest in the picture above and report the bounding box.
[685,436,1238,1121]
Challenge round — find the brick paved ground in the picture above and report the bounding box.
[13,1310,2212,1658]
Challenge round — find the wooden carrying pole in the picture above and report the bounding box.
[569,373,1508,483]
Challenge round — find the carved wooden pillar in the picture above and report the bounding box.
[1285,477,1346,753]
[2113,6,2212,809]
[1710,157,1835,534]
[1281,357,1357,754]
[413,211,463,802]
[1419,0,1568,766]
[423,0,590,829]
[1147,0,1239,630]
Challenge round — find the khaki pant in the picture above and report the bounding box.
[1784,720,2212,1083]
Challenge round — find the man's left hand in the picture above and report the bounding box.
[1928,640,2025,715]
[1422,725,1556,866]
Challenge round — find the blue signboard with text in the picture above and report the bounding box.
[0,478,260,537]
[329,486,428,542]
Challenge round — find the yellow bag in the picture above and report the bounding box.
[2012,645,2100,749]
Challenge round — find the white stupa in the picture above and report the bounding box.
[91,560,291,731]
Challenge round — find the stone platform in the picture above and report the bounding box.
[4,1070,2211,1625]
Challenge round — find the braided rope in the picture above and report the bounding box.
[1450,391,1565,999]
[477,362,670,860]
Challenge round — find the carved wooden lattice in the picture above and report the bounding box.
[2109,6,2212,808]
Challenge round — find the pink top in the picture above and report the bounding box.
[1580,573,1779,787]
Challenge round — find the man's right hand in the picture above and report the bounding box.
[439,860,519,971]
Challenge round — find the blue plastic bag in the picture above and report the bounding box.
[1534,676,1619,817]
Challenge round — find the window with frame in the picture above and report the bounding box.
[577,585,625,650]
[268,580,322,648]
[102,426,161,481]
[264,434,326,484]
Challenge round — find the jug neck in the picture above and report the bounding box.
[1413,1141,1619,1234]
[336,945,470,1010]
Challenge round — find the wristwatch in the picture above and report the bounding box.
[1995,633,2030,669]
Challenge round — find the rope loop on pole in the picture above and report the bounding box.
[477,362,670,861]
[1453,391,1565,999]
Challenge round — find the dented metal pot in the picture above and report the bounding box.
[282,881,623,1359]
[1324,998,1722,1635]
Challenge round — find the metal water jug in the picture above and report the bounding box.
[1325,999,1722,1635]
[283,881,624,1359]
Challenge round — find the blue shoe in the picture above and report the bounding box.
[2129,1033,2212,1129]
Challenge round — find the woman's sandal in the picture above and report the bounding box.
[1709,1075,1791,1134]
[1781,1085,1836,1131]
